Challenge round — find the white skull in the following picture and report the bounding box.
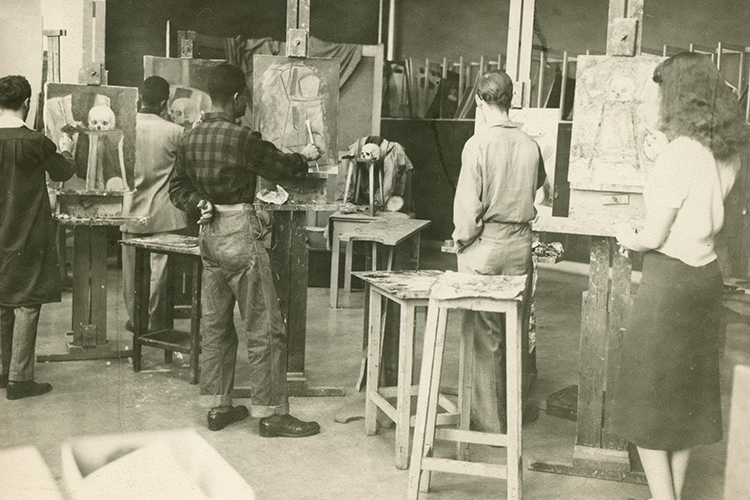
[88,105,116,130]
[360,143,381,160]
[170,98,198,126]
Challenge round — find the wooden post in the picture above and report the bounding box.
[286,0,310,58]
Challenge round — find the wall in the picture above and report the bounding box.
[105,0,380,88]
[0,0,42,127]
[395,0,749,63]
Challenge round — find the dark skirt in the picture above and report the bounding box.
[609,251,724,450]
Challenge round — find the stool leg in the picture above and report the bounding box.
[407,300,441,500]
[419,306,449,493]
[344,241,354,292]
[371,243,378,271]
[369,162,375,215]
[330,234,341,308]
[457,312,475,461]
[354,165,362,204]
[343,160,354,203]
[132,247,149,373]
[365,288,384,436]
[395,302,416,470]
[506,303,523,500]
[379,166,385,206]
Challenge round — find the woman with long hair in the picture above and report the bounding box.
[612,51,749,500]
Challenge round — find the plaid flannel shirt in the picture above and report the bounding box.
[169,112,308,216]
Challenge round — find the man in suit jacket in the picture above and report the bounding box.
[121,76,189,332]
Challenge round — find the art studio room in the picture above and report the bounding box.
[2,0,750,499]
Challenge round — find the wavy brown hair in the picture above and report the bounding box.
[653,51,749,161]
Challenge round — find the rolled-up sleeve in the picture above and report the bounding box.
[452,139,484,250]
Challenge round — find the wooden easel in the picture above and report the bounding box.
[529,0,648,484]
[39,17,135,361]
[231,0,345,398]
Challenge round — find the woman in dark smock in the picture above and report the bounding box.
[0,75,75,399]
[612,53,749,500]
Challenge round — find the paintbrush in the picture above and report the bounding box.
[305,119,320,171]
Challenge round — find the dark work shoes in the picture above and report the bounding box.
[259,414,320,438]
[207,405,249,431]
[6,380,53,400]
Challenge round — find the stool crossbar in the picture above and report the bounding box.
[408,272,527,500]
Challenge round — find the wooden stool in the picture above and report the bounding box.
[356,270,458,470]
[343,158,384,216]
[121,235,203,384]
[408,272,527,500]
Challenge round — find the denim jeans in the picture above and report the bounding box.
[198,207,289,417]
[456,222,533,433]
[0,305,42,382]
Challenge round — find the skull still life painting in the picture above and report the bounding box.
[44,83,138,193]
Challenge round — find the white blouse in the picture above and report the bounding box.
[645,136,740,267]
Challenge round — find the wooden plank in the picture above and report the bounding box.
[574,237,609,451]
[602,247,632,451]
[271,212,294,371]
[552,121,573,217]
[506,0,524,80]
[352,270,442,300]
[421,457,507,479]
[529,460,647,484]
[339,218,431,247]
[132,247,150,372]
[90,226,108,345]
[626,0,645,55]
[72,225,92,345]
[287,211,308,374]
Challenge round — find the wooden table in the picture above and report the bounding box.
[330,216,431,308]
[120,234,202,384]
[40,216,140,362]
[328,211,378,308]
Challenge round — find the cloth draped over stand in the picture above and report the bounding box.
[190,34,363,90]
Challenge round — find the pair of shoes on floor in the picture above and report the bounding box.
[6,380,52,400]
[207,405,249,431]
[259,414,320,438]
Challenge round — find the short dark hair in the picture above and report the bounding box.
[206,64,247,104]
[141,76,170,107]
[0,75,32,111]
[476,70,513,111]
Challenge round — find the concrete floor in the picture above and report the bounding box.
[1,244,749,500]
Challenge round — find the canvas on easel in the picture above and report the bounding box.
[143,55,226,130]
[44,83,138,193]
[252,55,339,173]
[568,54,666,192]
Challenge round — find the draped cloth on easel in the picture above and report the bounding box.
[194,35,363,89]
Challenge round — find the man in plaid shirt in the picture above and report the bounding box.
[170,63,322,437]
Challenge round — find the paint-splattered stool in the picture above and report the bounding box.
[407,272,527,500]
[354,270,458,470]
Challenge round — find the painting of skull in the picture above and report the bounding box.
[167,86,211,131]
[44,83,138,192]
